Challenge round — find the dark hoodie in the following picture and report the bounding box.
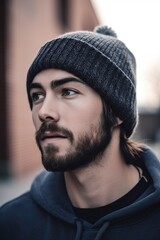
[1,148,160,240]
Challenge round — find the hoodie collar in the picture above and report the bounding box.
[31,147,160,227]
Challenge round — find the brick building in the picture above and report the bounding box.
[0,0,99,178]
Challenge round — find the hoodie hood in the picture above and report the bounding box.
[31,170,77,225]
[31,147,160,239]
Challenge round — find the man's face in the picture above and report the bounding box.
[30,69,112,172]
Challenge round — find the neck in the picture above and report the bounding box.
[64,129,140,208]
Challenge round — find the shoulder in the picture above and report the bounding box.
[0,191,47,240]
[1,191,32,208]
[0,190,47,218]
[0,191,34,220]
[0,190,47,226]
[0,192,30,237]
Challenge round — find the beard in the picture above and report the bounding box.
[35,113,112,172]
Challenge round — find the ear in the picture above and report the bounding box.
[116,117,123,126]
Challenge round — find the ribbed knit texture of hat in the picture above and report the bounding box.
[26,26,137,137]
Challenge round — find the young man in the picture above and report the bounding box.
[1,26,160,240]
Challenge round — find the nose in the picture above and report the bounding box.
[38,96,60,123]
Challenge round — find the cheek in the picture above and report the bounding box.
[80,98,102,124]
[65,99,103,134]
[32,109,40,130]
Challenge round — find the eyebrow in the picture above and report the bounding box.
[50,77,85,89]
[30,82,43,92]
[29,77,85,93]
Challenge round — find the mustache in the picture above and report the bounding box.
[36,120,74,143]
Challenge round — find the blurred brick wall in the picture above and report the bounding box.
[6,0,99,177]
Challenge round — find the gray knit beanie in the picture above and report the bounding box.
[26,26,137,137]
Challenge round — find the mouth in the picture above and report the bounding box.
[41,131,67,141]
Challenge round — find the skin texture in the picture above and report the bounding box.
[30,69,140,208]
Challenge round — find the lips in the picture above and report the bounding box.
[41,131,67,141]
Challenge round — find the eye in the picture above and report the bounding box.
[31,92,45,104]
[62,88,79,97]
